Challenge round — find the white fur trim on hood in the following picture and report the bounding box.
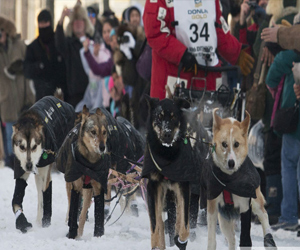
[65,4,94,37]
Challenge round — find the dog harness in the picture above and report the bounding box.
[200,156,260,209]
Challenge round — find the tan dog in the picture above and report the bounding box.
[57,106,109,239]
[204,109,276,250]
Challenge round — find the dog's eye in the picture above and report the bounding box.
[32,145,37,151]
[222,142,228,148]
[103,130,107,136]
[234,142,239,148]
[90,130,96,136]
[20,145,25,151]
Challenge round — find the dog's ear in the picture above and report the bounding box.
[212,108,222,134]
[240,111,251,137]
[82,105,90,121]
[12,124,18,134]
[143,94,159,111]
[95,108,104,117]
[174,98,190,110]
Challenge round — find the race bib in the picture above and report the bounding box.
[174,0,218,66]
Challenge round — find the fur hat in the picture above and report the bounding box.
[65,4,94,37]
[0,16,16,38]
[267,0,300,24]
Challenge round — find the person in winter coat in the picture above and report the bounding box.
[55,3,94,107]
[24,9,66,102]
[143,0,254,100]
[114,23,149,130]
[0,16,35,167]
[266,49,300,231]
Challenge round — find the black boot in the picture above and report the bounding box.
[42,181,52,227]
[264,233,277,248]
[189,194,200,242]
[240,207,252,247]
[68,189,80,239]
[166,190,176,247]
[94,190,105,237]
[16,213,32,233]
[174,235,188,250]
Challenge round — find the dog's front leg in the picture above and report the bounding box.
[252,188,277,248]
[35,165,52,226]
[91,180,105,237]
[12,173,32,233]
[67,178,83,239]
[77,187,93,238]
[174,182,190,250]
[218,213,236,250]
[147,180,165,250]
[207,199,218,250]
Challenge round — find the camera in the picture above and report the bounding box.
[247,1,258,9]
[117,35,129,44]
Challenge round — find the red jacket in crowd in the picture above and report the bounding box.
[143,0,242,99]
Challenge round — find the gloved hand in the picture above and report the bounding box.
[8,59,24,74]
[236,49,254,76]
[119,31,136,60]
[180,50,198,75]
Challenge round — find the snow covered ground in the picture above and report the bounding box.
[1,166,300,250]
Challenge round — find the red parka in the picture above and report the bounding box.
[143,0,242,99]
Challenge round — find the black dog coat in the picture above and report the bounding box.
[142,138,197,182]
[99,108,145,174]
[200,157,260,208]
[14,96,75,179]
[56,124,110,192]
[56,108,145,190]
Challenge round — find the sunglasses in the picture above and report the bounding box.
[88,13,96,18]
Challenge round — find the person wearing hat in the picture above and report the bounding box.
[55,3,94,107]
[0,16,35,168]
[24,9,66,102]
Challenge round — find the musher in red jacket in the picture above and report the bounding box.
[143,0,254,99]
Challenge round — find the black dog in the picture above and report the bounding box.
[142,96,197,250]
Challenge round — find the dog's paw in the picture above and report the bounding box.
[264,233,277,248]
[67,229,77,239]
[42,217,51,228]
[130,204,139,217]
[16,213,32,233]
[189,230,196,242]
[174,235,188,250]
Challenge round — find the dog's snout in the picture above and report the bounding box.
[26,162,33,171]
[99,142,105,152]
[164,131,171,139]
[228,159,235,169]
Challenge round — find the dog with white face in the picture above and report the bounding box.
[11,96,75,233]
[203,108,276,250]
